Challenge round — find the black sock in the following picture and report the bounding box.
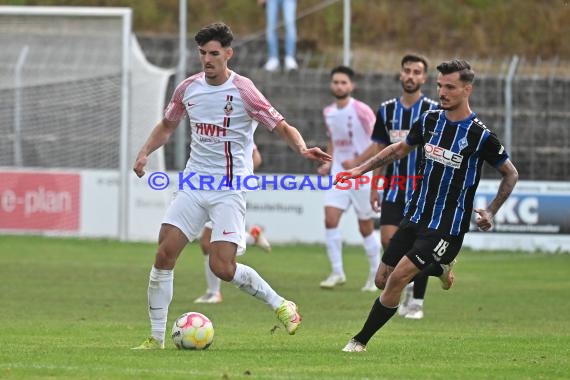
[412,274,428,299]
[353,297,397,346]
[421,263,443,277]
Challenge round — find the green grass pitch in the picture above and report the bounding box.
[0,235,569,379]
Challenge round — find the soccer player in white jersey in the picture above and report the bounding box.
[132,22,330,349]
[194,145,271,304]
[317,66,381,292]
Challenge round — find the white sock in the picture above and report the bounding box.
[363,232,381,278]
[325,228,344,275]
[230,263,283,310]
[411,298,424,307]
[204,254,221,294]
[148,266,173,343]
[245,232,255,246]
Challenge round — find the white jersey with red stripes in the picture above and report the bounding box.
[164,71,283,190]
[323,98,376,177]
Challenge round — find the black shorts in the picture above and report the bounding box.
[382,219,464,270]
[380,200,405,226]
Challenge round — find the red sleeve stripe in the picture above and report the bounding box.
[164,73,200,122]
[354,100,376,136]
[234,75,283,131]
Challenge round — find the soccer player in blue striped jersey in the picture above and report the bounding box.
[338,59,519,352]
[370,54,438,319]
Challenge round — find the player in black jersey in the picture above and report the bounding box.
[366,54,439,320]
[338,59,519,352]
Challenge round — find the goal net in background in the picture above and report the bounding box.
[0,6,129,169]
[0,6,172,240]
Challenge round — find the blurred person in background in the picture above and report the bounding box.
[318,65,381,293]
[259,0,299,72]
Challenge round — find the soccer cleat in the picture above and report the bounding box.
[398,282,414,316]
[275,300,302,335]
[250,225,271,252]
[131,337,164,350]
[342,338,367,352]
[194,292,223,304]
[361,277,377,292]
[404,303,424,320]
[439,259,457,290]
[320,273,346,289]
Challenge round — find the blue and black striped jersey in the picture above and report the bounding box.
[371,95,438,203]
[404,110,509,235]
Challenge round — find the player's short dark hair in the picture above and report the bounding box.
[436,59,475,83]
[401,54,429,73]
[330,65,355,80]
[194,22,233,47]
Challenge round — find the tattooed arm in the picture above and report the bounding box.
[360,141,413,173]
[334,141,415,183]
[474,159,519,231]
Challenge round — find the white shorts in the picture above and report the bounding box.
[324,182,377,220]
[201,220,246,255]
[164,190,246,253]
